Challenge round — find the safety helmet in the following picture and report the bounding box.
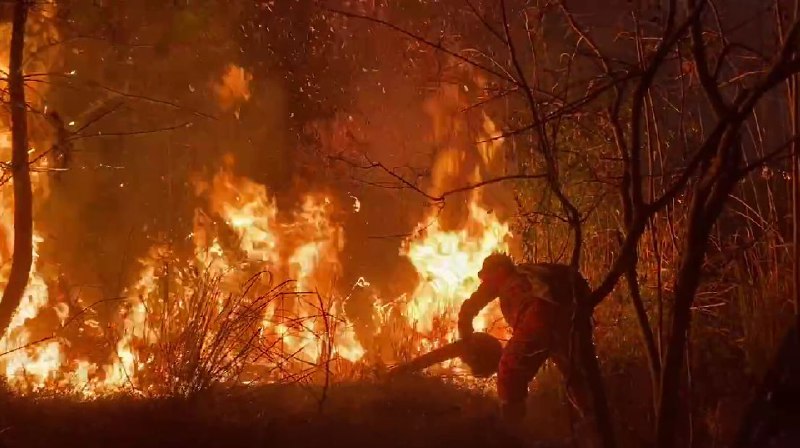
[477,252,514,281]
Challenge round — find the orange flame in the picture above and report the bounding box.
[401,201,510,343]
[0,25,514,394]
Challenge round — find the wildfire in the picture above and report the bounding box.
[0,11,514,395]
[0,154,510,395]
[204,153,280,266]
[0,5,77,393]
[386,84,512,359]
[400,202,510,345]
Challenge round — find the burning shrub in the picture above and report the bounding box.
[127,269,278,397]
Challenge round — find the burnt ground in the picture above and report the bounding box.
[0,376,576,448]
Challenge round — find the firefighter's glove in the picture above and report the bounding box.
[458,317,474,342]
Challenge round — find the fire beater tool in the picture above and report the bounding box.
[388,332,502,378]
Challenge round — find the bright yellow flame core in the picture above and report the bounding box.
[402,202,509,340]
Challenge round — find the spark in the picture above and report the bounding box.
[355,277,370,287]
[349,194,361,212]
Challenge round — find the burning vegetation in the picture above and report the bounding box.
[0,8,516,397]
[0,1,799,448]
[0,87,513,395]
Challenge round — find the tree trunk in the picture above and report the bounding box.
[576,307,617,448]
[624,259,661,417]
[792,46,800,331]
[656,167,738,447]
[656,243,706,448]
[0,0,32,336]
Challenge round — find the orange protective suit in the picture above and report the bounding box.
[458,256,593,422]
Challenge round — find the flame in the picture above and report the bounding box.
[401,202,510,342]
[391,86,512,356]
[0,5,79,393]
[196,158,363,370]
[0,130,510,395]
[0,17,513,394]
[2,235,63,390]
[205,154,280,266]
[213,64,253,112]
[100,255,161,393]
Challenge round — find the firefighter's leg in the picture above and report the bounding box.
[497,333,548,423]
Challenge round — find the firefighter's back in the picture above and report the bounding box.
[516,262,591,307]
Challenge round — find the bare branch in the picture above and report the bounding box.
[501,0,583,269]
[25,72,217,120]
[323,6,517,85]
[630,0,707,210]
[337,153,547,203]
[67,121,193,141]
[463,0,506,44]
[736,134,800,178]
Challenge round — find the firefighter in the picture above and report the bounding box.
[457,252,594,424]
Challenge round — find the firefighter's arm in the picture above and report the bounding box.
[458,282,496,340]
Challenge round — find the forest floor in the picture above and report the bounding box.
[0,375,577,448]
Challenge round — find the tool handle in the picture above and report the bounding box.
[388,339,467,376]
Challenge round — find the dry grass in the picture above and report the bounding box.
[0,376,576,448]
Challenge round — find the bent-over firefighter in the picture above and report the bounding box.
[458,253,596,425]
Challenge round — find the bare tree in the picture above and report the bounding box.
[0,0,33,336]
